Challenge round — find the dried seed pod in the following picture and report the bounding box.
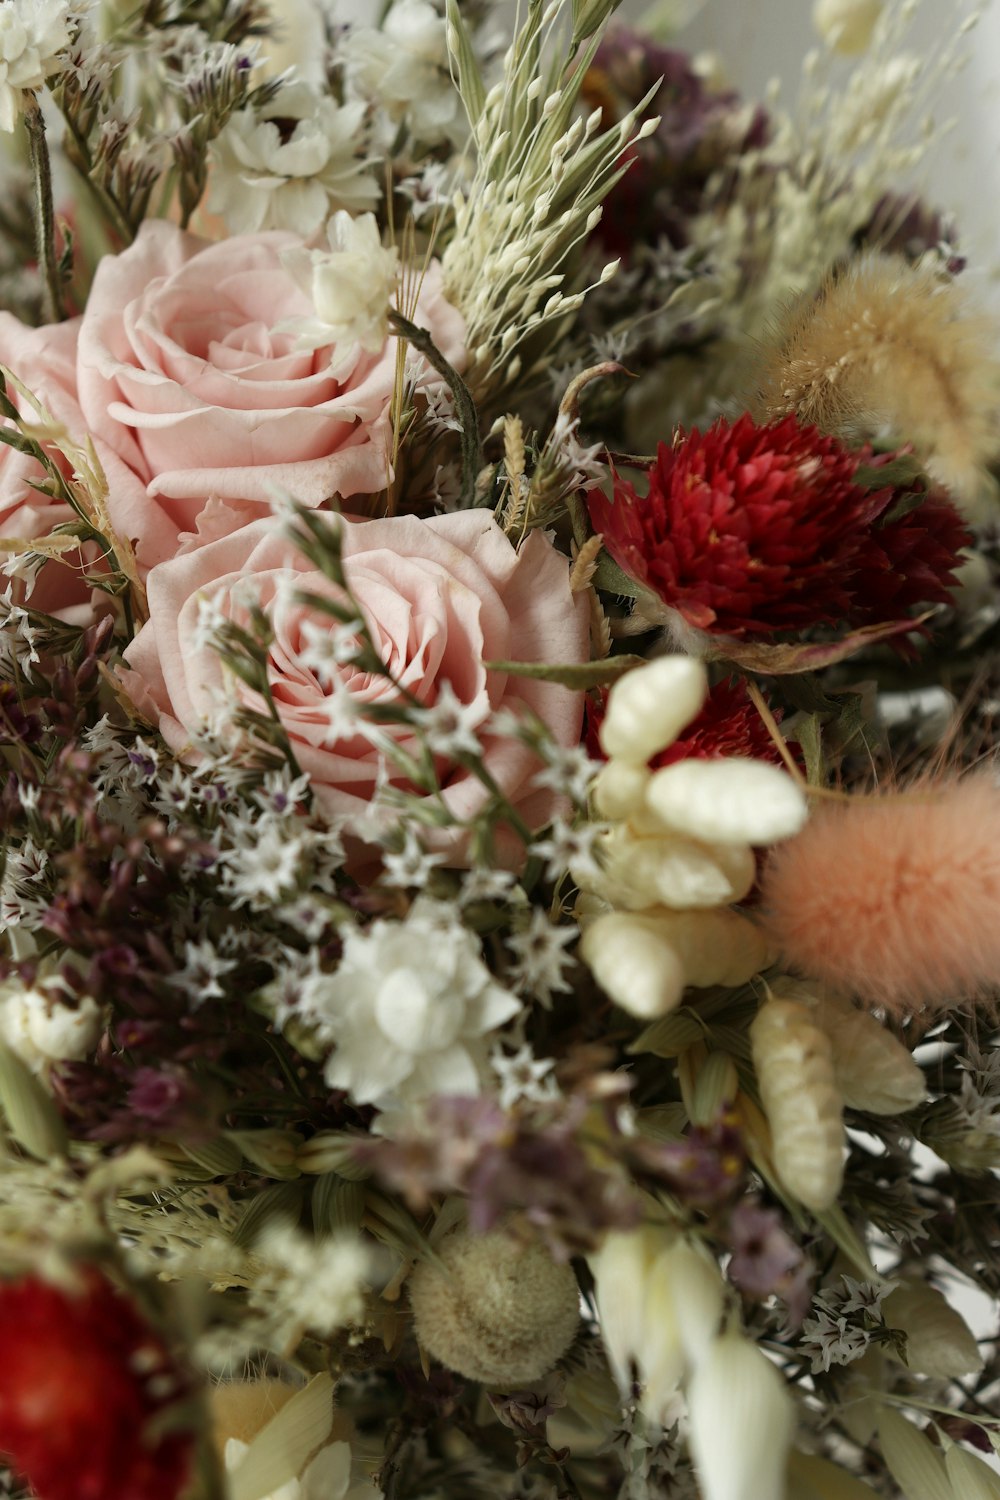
[599,656,708,765]
[409,1229,580,1387]
[600,825,757,911]
[580,912,687,1019]
[750,999,845,1211]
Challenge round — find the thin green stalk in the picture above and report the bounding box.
[23,92,64,323]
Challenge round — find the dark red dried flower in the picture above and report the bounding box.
[588,415,969,637]
[0,1269,194,1500]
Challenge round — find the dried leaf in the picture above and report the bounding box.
[709,616,932,675]
[483,654,645,688]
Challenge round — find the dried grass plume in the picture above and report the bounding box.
[759,774,1000,1015]
[749,254,1000,506]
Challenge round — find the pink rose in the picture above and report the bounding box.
[76,220,467,571]
[120,510,589,857]
[0,313,95,619]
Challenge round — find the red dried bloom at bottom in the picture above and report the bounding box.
[588,414,969,636]
[0,1270,194,1500]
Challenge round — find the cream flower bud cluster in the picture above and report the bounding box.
[751,980,927,1212]
[579,657,807,1020]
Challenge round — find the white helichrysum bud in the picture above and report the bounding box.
[580,912,686,1019]
[688,1330,795,1500]
[883,1281,984,1380]
[750,999,844,1212]
[645,758,809,847]
[602,826,756,911]
[813,998,926,1115]
[0,982,102,1075]
[408,1229,580,1387]
[590,1229,723,1429]
[592,759,650,819]
[813,0,883,54]
[652,907,773,989]
[598,656,708,765]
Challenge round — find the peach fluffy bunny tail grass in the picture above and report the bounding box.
[759,774,1000,1015]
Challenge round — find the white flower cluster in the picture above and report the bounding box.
[209,82,379,237]
[343,0,465,149]
[276,898,521,1111]
[0,0,71,132]
[0,973,102,1077]
[578,656,806,1020]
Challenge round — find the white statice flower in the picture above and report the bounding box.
[296,899,521,1109]
[0,0,71,132]
[800,1306,871,1374]
[344,0,464,148]
[532,744,600,807]
[278,211,399,367]
[0,587,40,679]
[0,836,48,928]
[251,1227,370,1341]
[0,977,102,1076]
[298,613,366,682]
[456,865,518,907]
[506,909,576,1007]
[397,159,453,224]
[209,82,379,237]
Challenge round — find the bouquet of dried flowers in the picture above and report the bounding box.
[0,0,997,1497]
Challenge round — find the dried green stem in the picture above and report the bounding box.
[23,92,64,322]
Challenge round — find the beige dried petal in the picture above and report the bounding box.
[884,1281,984,1380]
[603,827,757,911]
[816,1000,926,1114]
[750,999,844,1211]
[645,757,808,847]
[580,912,687,1019]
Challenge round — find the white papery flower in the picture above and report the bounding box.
[344,0,464,147]
[304,899,521,1109]
[254,1229,369,1335]
[278,211,399,367]
[209,83,379,236]
[0,978,102,1075]
[0,0,71,133]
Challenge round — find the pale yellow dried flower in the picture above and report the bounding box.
[750,254,1000,504]
[409,1228,580,1386]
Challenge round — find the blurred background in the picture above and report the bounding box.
[629,0,1000,299]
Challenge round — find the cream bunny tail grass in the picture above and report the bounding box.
[749,254,1000,506]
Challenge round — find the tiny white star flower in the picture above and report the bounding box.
[168,939,236,1007]
[191,590,229,652]
[490,1043,558,1110]
[223,819,309,908]
[457,866,519,907]
[507,910,576,1007]
[380,828,445,890]
[298,614,366,684]
[412,680,485,759]
[531,817,605,884]
[532,744,601,806]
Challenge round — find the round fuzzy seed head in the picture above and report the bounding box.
[409,1230,580,1387]
[760,777,1000,1013]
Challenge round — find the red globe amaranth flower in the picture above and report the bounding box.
[0,1270,194,1500]
[588,415,970,637]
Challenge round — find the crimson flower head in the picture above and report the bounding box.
[588,414,969,637]
[0,1269,194,1500]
